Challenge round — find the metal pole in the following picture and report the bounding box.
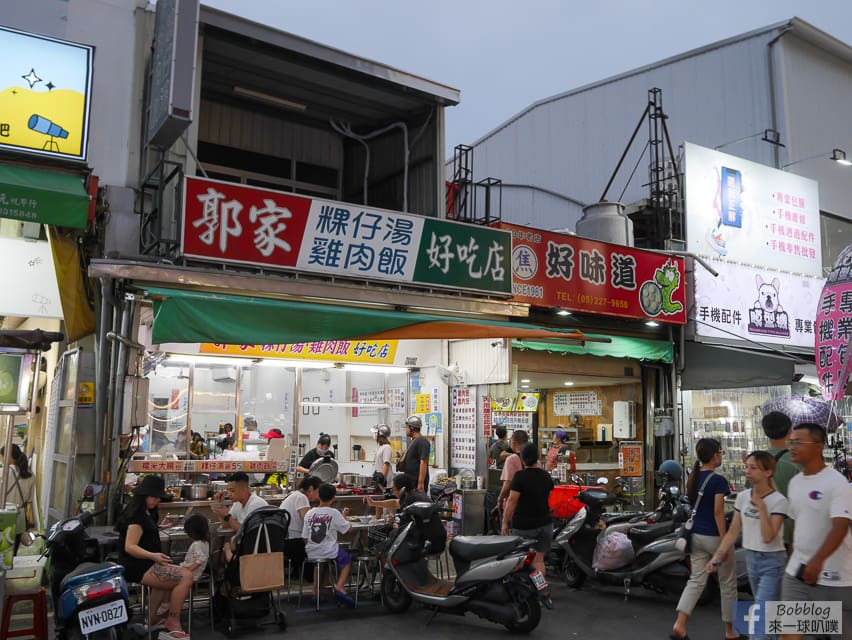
[293,368,302,452]
[95,278,114,488]
[0,414,14,503]
[106,296,134,524]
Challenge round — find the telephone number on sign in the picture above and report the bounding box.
[575,294,628,309]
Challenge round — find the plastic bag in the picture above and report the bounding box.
[592,529,634,571]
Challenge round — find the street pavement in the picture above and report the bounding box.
[183,579,737,640]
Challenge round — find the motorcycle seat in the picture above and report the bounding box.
[449,535,522,561]
[61,561,124,591]
[579,489,617,506]
[627,521,674,546]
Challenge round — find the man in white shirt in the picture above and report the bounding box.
[212,472,269,560]
[780,423,852,640]
[371,424,393,487]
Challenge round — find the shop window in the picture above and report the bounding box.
[680,385,791,490]
[820,212,852,277]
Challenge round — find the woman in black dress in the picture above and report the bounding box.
[117,476,193,638]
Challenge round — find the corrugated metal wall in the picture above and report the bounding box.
[199,100,343,170]
[778,36,852,218]
[449,338,511,385]
[343,115,438,216]
[465,31,778,231]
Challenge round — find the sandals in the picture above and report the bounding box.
[334,589,356,608]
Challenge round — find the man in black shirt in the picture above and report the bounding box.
[400,416,430,492]
[296,433,334,474]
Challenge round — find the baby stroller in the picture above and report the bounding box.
[218,506,289,636]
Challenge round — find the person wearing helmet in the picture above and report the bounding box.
[371,424,393,487]
[399,416,430,492]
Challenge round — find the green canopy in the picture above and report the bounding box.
[0,164,89,228]
[513,334,673,363]
[146,286,606,345]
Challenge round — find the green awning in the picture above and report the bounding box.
[0,165,89,229]
[513,334,673,363]
[145,286,608,345]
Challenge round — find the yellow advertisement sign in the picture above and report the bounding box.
[0,26,93,161]
[77,381,94,406]
[515,392,540,412]
[415,394,432,413]
[199,340,398,364]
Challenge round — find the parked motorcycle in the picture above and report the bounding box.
[554,487,717,604]
[381,500,549,633]
[22,485,135,640]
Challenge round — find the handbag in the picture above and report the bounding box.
[238,523,285,593]
[675,471,715,553]
[395,447,407,473]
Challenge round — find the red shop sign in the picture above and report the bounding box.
[500,222,687,324]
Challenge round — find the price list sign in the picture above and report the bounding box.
[618,442,644,477]
[450,388,477,470]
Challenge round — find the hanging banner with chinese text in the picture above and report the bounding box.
[501,222,686,324]
[198,340,397,364]
[693,259,823,349]
[815,245,852,401]
[182,176,511,295]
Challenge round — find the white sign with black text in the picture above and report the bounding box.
[693,259,824,348]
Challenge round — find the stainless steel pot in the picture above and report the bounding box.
[340,473,360,486]
[181,484,209,500]
[355,475,373,488]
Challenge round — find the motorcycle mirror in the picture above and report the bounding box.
[84,483,104,499]
[20,529,40,546]
[596,477,609,485]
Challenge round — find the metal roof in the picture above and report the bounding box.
[200,5,459,130]
[468,17,852,150]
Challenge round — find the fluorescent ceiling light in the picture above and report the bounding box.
[520,378,531,383]
[165,354,251,367]
[340,364,410,374]
[521,384,530,389]
[556,309,572,316]
[256,359,334,369]
[645,320,660,327]
[563,381,574,386]
[233,86,306,112]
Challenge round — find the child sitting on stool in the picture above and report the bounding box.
[302,483,355,607]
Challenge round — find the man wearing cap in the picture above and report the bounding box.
[372,424,393,487]
[399,416,430,492]
[296,433,334,475]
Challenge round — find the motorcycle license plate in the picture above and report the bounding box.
[530,569,548,591]
[78,600,127,635]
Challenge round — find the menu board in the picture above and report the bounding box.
[618,441,643,477]
[552,391,602,416]
[450,387,477,470]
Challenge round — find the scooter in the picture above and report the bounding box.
[555,487,716,605]
[381,500,549,634]
[22,485,136,640]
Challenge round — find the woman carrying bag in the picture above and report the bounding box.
[670,438,740,640]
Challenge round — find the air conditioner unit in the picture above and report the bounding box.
[211,367,236,382]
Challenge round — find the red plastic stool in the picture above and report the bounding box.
[1,587,49,639]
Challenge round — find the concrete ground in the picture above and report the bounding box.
[181,579,733,640]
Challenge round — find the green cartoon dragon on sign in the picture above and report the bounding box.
[638,259,683,317]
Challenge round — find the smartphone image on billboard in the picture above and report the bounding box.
[720,166,743,228]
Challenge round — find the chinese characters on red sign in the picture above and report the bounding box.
[500,222,687,324]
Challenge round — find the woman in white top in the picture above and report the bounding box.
[708,450,789,639]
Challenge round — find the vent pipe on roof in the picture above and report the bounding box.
[575,201,634,247]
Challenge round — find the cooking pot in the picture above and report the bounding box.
[308,457,338,483]
[340,473,360,486]
[181,483,209,500]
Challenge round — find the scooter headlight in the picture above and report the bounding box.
[71,577,123,605]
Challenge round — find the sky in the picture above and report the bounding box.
[203,1,852,155]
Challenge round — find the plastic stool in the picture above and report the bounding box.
[1,587,49,639]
